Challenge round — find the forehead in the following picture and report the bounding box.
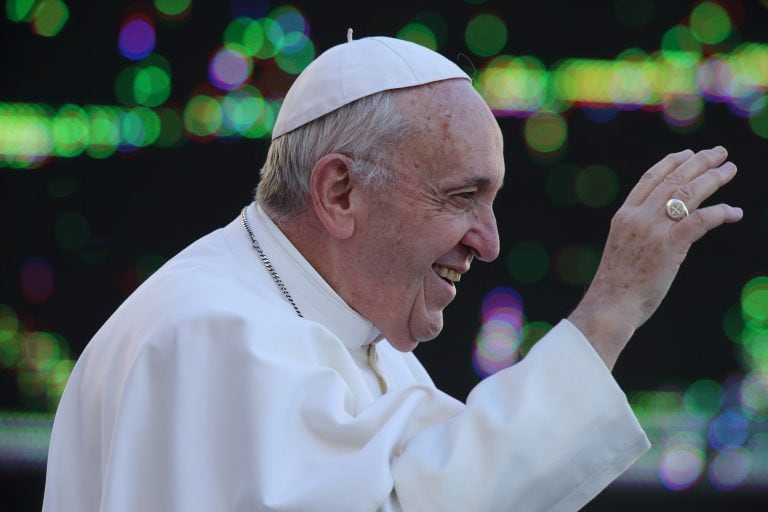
[394,82,505,189]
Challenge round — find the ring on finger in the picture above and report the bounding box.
[666,198,689,220]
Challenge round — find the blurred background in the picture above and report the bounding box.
[1,0,767,509]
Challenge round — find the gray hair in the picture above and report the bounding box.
[255,90,412,221]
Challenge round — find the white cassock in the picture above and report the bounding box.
[43,202,650,512]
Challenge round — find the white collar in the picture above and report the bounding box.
[225,202,382,350]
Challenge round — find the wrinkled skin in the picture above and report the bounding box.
[339,81,504,352]
[282,80,742,365]
[568,147,742,368]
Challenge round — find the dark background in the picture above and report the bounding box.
[1,0,767,510]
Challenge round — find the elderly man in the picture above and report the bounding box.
[43,36,741,511]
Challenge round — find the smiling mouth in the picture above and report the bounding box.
[432,264,461,283]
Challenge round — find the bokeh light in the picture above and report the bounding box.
[524,112,567,155]
[184,95,223,138]
[6,0,37,22]
[134,56,172,107]
[397,23,437,51]
[209,44,253,91]
[472,287,525,377]
[707,408,750,451]
[119,14,156,61]
[506,241,549,284]
[546,163,579,206]
[659,443,705,490]
[154,0,191,18]
[30,0,69,37]
[709,447,752,491]
[465,13,507,57]
[741,276,768,325]
[398,11,447,51]
[574,165,619,207]
[690,1,732,45]
[740,371,768,419]
[554,244,599,286]
[661,25,703,56]
[477,56,548,114]
[20,258,54,304]
[684,379,723,419]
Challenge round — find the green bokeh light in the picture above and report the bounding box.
[155,107,183,147]
[18,332,61,373]
[0,304,19,344]
[46,358,74,406]
[131,106,161,146]
[184,95,222,137]
[6,0,37,22]
[546,163,579,206]
[465,13,507,57]
[555,244,599,286]
[683,379,723,418]
[723,302,744,343]
[397,23,437,51]
[86,107,120,158]
[661,25,703,56]
[31,0,69,37]
[275,34,315,75]
[748,107,768,138]
[153,0,190,17]
[506,241,549,284]
[742,276,768,325]
[742,330,768,373]
[520,320,552,356]
[477,56,548,113]
[115,67,138,106]
[740,371,768,419]
[690,1,732,45]
[524,112,567,154]
[574,164,619,207]
[134,65,171,107]
[222,88,266,135]
[254,18,285,60]
[54,211,90,252]
[52,105,88,157]
[409,11,448,48]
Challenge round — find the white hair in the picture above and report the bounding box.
[255,90,412,221]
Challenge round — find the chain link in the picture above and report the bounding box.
[240,207,304,318]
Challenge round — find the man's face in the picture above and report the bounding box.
[346,80,505,351]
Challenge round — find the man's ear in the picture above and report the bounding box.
[309,154,357,240]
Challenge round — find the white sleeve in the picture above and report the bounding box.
[45,315,647,512]
[391,319,650,511]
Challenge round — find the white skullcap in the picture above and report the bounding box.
[271,34,471,139]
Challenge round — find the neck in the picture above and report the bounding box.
[271,211,350,301]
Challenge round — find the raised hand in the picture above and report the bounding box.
[568,147,743,370]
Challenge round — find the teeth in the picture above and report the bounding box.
[433,265,461,283]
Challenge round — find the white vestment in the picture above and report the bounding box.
[43,203,649,512]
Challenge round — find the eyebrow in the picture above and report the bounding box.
[451,176,505,192]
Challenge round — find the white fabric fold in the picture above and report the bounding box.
[44,203,649,512]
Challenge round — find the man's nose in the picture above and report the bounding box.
[462,208,500,262]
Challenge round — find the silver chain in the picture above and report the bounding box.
[240,207,303,318]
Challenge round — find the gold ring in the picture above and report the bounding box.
[666,198,689,220]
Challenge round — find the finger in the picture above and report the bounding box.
[645,147,728,208]
[670,203,744,249]
[665,161,738,212]
[624,149,694,207]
